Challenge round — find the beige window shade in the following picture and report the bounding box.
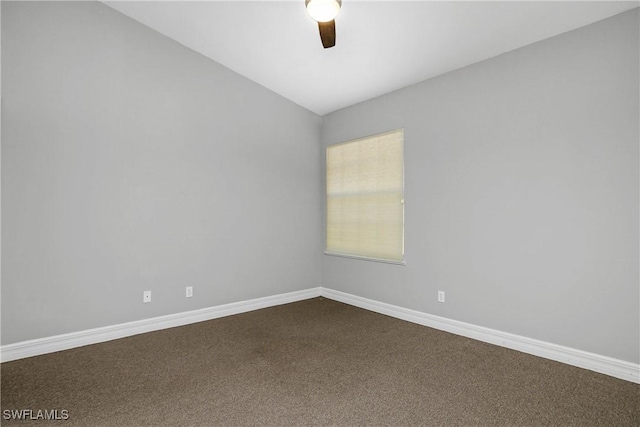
[326,129,404,263]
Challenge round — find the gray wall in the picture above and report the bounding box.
[321,9,639,363]
[2,1,638,366]
[1,1,322,344]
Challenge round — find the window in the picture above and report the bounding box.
[326,129,405,264]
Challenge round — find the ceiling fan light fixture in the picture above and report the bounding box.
[305,0,342,23]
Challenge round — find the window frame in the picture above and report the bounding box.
[324,128,406,265]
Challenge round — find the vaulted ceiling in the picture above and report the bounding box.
[105,1,639,115]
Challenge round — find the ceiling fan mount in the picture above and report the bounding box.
[305,0,342,49]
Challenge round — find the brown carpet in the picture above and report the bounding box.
[1,297,638,426]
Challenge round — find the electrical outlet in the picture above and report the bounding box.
[143,291,151,303]
[438,291,445,303]
[186,286,193,298]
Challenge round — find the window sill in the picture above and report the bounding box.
[323,251,406,266]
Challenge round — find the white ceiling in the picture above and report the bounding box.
[105,1,638,116]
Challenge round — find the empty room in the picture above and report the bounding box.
[1,0,639,425]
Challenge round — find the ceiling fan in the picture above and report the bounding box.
[305,0,342,48]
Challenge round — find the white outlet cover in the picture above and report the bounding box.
[438,291,445,303]
[186,286,193,298]
[143,291,151,303]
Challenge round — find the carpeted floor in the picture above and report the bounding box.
[1,297,638,426]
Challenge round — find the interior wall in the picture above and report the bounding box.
[321,9,639,363]
[1,1,322,345]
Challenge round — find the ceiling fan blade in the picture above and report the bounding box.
[318,20,336,48]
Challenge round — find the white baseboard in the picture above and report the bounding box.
[3,285,637,384]
[0,287,322,363]
[320,287,640,384]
